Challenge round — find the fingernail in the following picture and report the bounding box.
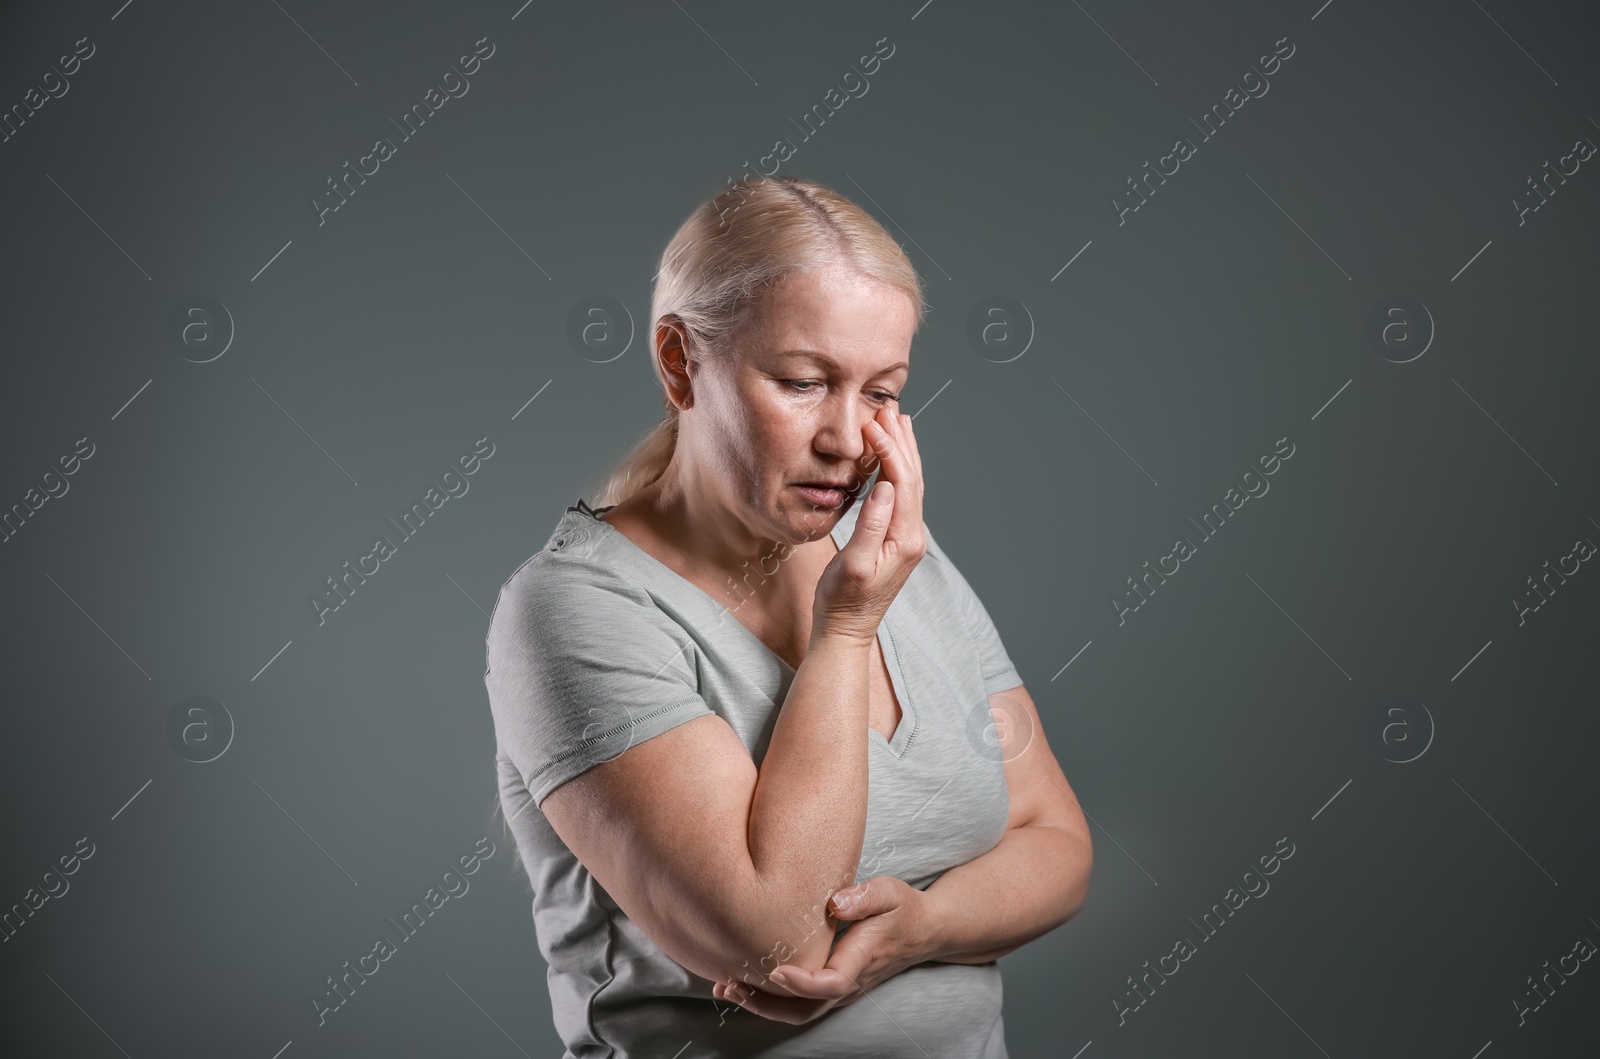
[769,970,788,985]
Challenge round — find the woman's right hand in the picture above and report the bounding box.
[810,406,926,646]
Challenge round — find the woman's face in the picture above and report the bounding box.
[692,267,917,545]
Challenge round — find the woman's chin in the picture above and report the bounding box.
[780,502,841,540]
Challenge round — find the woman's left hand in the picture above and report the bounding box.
[712,875,935,1025]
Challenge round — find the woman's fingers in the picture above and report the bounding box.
[880,411,923,549]
[867,413,897,475]
[713,979,832,1024]
[900,411,923,484]
[862,413,910,541]
[766,963,862,999]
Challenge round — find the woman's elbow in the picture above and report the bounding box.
[1022,823,1092,935]
[706,881,842,987]
[1059,827,1093,922]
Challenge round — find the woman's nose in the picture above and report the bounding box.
[813,395,867,463]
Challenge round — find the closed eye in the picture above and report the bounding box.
[782,380,900,404]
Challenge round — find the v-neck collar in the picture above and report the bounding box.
[565,498,917,757]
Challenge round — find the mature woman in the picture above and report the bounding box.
[485,175,1091,1057]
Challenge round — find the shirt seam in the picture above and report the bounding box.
[930,534,1019,695]
[883,620,921,755]
[584,884,622,1058]
[525,697,706,798]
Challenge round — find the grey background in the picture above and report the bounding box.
[2,0,1597,1055]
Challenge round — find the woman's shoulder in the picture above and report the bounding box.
[486,502,650,636]
[899,519,989,618]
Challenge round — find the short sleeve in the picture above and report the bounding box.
[922,524,1024,696]
[484,556,715,809]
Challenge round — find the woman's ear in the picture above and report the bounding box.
[655,317,695,410]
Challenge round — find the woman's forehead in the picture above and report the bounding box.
[740,279,916,356]
[762,347,909,375]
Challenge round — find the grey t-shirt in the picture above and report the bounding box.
[485,496,1024,1058]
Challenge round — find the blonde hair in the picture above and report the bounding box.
[592,174,927,508]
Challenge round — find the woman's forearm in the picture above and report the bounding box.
[744,630,874,968]
[917,822,1090,965]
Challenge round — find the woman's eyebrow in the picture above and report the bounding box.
[776,348,909,374]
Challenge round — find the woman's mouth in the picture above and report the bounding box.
[794,484,847,508]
